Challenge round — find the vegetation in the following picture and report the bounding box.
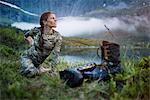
[0,27,150,100]
[62,37,99,47]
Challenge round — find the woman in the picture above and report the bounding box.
[20,12,62,77]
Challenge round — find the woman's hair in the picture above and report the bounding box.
[40,11,52,27]
[39,11,53,48]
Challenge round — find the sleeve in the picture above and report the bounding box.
[24,27,39,38]
[50,34,63,68]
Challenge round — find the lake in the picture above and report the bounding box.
[60,47,150,64]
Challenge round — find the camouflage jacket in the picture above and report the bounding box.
[22,27,62,67]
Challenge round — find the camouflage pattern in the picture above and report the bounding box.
[20,27,62,77]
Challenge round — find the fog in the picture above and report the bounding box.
[56,16,137,37]
[11,16,150,38]
[10,17,133,36]
[11,22,40,30]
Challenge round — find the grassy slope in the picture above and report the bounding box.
[0,27,150,100]
[63,37,99,47]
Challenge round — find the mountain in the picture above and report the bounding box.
[1,0,132,16]
[1,0,149,24]
[0,0,150,42]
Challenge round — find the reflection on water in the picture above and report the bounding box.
[61,55,101,64]
[60,48,101,64]
[60,47,150,64]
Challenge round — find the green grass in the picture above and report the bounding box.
[0,54,149,100]
[0,27,150,100]
[62,37,100,47]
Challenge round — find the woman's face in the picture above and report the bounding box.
[45,14,57,28]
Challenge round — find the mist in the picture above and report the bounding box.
[11,15,150,39]
[11,22,40,30]
[56,16,149,37]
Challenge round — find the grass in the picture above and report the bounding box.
[0,55,149,100]
[62,37,100,47]
[0,27,150,100]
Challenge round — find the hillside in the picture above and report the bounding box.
[1,26,149,50]
[63,37,99,47]
[0,26,150,99]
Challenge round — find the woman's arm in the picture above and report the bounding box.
[51,34,63,67]
[24,27,39,45]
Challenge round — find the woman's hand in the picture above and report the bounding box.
[24,36,33,46]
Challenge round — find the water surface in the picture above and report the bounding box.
[60,47,150,64]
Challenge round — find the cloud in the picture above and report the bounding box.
[11,22,40,30]
[11,16,150,38]
[56,16,137,37]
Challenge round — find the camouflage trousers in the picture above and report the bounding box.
[20,56,40,78]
